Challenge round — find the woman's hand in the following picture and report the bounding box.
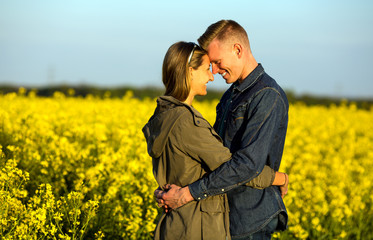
[279,173,289,198]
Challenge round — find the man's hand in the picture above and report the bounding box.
[280,173,289,198]
[154,184,194,210]
[154,187,169,211]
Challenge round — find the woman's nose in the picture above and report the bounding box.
[209,71,214,82]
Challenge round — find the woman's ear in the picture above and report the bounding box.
[189,66,194,79]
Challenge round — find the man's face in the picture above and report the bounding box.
[207,39,241,84]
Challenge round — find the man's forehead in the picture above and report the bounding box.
[207,40,221,60]
[207,39,220,51]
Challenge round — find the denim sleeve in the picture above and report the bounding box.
[189,89,286,200]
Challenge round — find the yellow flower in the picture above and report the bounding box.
[1,94,372,239]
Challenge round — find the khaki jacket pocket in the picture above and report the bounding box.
[200,195,230,240]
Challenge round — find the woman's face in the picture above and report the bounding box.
[189,55,214,97]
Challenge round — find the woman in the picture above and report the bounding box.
[142,42,288,240]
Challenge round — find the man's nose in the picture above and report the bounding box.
[211,63,219,74]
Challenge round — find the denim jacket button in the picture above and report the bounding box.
[221,189,225,192]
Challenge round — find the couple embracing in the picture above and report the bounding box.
[143,19,289,240]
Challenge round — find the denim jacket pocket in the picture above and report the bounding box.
[226,104,246,143]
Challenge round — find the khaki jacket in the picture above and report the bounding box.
[142,96,274,240]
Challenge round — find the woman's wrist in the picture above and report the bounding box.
[282,173,288,186]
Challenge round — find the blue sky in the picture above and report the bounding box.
[1,0,373,98]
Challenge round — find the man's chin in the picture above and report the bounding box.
[225,78,235,84]
[222,74,233,84]
[224,75,240,84]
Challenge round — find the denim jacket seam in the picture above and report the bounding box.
[232,209,284,238]
[266,87,287,112]
[243,91,279,148]
[271,185,286,209]
[236,71,264,93]
[204,183,241,195]
[251,86,286,120]
[231,85,278,112]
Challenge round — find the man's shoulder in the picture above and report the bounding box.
[253,73,287,100]
[232,74,288,111]
[256,71,279,89]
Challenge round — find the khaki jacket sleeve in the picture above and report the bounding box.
[245,165,275,189]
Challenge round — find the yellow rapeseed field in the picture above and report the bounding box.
[1,90,372,239]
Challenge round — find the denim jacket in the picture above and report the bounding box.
[189,64,289,237]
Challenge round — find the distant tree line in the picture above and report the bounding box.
[1,85,372,110]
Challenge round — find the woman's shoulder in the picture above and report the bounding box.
[172,108,214,138]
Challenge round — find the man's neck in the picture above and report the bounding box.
[239,60,258,84]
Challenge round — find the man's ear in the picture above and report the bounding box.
[234,44,243,58]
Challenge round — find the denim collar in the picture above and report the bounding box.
[232,63,264,93]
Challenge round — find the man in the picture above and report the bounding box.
[156,20,289,239]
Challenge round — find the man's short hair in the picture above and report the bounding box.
[198,20,249,51]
